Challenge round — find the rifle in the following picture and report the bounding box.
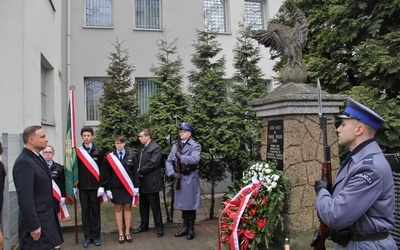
[310,79,333,250]
[175,140,182,190]
[174,114,182,190]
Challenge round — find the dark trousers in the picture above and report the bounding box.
[182,210,196,221]
[80,189,101,240]
[139,192,164,230]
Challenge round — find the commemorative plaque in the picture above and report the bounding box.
[266,120,284,171]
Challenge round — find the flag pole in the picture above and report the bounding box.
[65,85,79,245]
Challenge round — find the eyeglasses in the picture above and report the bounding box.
[43,151,53,154]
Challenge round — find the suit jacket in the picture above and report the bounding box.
[49,161,66,198]
[102,149,140,189]
[137,140,163,193]
[13,148,63,250]
[77,143,105,190]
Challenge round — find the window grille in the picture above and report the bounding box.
[85,0,113,27]
[204,0,227,33]
[136,79,158,114]
[135,0,160,30]
[85,79,104,122]
[244,0,264,30]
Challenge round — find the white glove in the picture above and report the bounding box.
[134,188,139,196]
[73,187,78,199]
[97,187,105,197]
[60,197,65,206]
[106,190,113,199]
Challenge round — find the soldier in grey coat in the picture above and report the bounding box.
[315,97,396,249]
[166,122,202,240]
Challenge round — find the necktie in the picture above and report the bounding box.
[119,151,123,161]
[85,146,90,153]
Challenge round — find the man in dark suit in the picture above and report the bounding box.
[13,125,63,249]
[132,129,164,237]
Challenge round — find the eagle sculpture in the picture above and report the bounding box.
[252,0,308,83]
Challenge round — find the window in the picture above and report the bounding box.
[204,0,227,33]
[135,0,161,30]
[41,55,55,124]
[136,79,158,114]
[244,0,264,30]
[85,78,104,122]
[85,0,113,28]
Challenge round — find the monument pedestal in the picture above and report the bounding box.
[250,82,345,231]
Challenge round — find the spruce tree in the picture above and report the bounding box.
[292,0,400,151]
[229,21,268,179]
[95,40,140,153]
[187,30,240,218]
[145,35,188,222]
[146,35,188,152]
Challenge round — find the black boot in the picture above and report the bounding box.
[174,218,188,237]
[187,219,195,240]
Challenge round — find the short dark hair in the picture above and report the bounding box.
[0,140,3,155]
[140,129,152,138]
[114,135,126,143]
[81,126,94,136]
[22,125,42,144]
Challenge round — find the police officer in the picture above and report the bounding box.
[165,122,202,240]
[315,97,396,249]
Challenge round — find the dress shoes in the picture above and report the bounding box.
[93,239,101,246]
[157,229,164,238]
[83,239,92,248]
[125,234,133,243]
[132,227,149,234]
[174,228,188,237]
[187,232,195,240]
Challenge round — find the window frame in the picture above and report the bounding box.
[40,54,55,125]
[204,0,229,33]
[84,0,114,28]
[134,0,162,30]
[84,78,105,125]
[244,0,265,30]
[136,78,158,114]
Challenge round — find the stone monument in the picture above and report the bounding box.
[249,83,345,232]
[250,0,347,236]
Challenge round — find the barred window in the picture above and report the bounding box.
[204,0,227,33]
[136,79,158,114]
[85,0,113,28]
[41,55,55,124]
[244,0,264,30]
[135,0,161,30]
[85,79,104,122]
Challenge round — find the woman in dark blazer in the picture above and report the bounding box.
[102,135,139,244]
[12,125,63,250]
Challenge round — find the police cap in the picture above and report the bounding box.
[337,97,385,129]
[180,122,194,134]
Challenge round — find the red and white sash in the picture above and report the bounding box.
[52,179,69,220]
[107,153,138,206]
[77,146,108,203]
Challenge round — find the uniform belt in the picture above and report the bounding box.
[349,232,389,241]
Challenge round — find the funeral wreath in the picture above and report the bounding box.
[219,162,290,249]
